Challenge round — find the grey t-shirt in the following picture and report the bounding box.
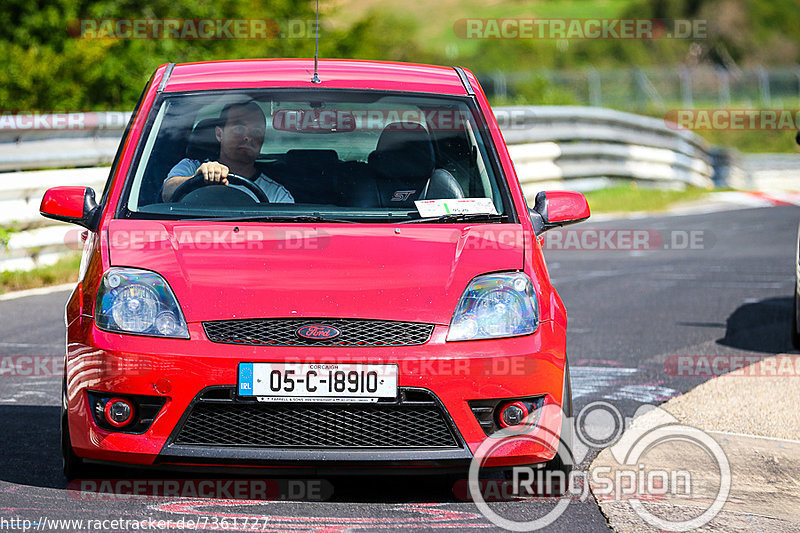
[166,158,294,203]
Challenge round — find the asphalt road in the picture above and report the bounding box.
[0,205,796,532]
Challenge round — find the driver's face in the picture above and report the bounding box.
[216,105,266,163]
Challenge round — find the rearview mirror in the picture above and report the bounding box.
[529,190,590,235]
[272,109,357,133]
[40,186,100,230]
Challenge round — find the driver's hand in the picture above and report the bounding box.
[196,161,229,185]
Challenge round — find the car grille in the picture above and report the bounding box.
[173,389,459,448]
[202,318,435,347]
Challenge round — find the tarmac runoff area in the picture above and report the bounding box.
[590,354,800,532]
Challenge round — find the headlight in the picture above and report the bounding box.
[95,268,189,339]
[447,272,538,341]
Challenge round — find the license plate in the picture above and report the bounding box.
[238,363,398,402]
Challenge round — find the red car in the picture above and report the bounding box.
[40,59,589,479]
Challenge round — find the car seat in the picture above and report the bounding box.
[367,122,464,207]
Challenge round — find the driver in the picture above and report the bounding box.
[161,101,294,203]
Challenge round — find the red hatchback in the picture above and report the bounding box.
[40,59,589,478]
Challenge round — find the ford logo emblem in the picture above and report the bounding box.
[296,324,341,340]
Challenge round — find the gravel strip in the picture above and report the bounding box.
[661,354,800,441]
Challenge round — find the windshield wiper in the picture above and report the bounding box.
[194,215,358,223]
[399,213,509,224]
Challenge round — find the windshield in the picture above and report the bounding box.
[122,90,512,223]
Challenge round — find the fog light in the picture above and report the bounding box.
[498,401,529,428]
[104,398,134,428]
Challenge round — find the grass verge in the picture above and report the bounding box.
[0,253,81,295]
[695,129,800,154]
[584,184,711,214]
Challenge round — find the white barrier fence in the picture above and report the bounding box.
[0,167,108,271]
[0,106,721,271]
[498,106,715,196]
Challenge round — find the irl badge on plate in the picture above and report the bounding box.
[238,362,254,396]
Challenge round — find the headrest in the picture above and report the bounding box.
[285,149,339,171]
[186,118,220,160]
[368,122,434,180]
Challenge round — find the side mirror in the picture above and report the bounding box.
[529,190,590,235]
[40,186,100,230]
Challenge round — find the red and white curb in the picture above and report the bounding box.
[712,190,800,207]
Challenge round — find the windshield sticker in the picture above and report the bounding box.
[414,198,498,217]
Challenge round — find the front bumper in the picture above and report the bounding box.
[66,316,567,470]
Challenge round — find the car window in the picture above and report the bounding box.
[123,89,512,222]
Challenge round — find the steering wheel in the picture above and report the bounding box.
[172,172,270,203]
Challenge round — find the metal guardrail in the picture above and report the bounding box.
[0,106,720,271]
[0,112,132,171]
[480,66,800,110]
[0,167,108,271]
[497,106,715,195]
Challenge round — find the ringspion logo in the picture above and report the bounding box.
[467,403,730,531]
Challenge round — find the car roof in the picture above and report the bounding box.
[161,59,470,96]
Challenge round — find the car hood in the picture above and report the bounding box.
[106,220,525,324]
